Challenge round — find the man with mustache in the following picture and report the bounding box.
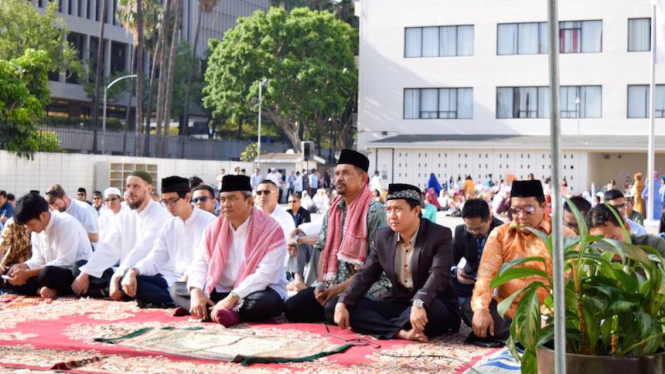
[71,171,170,299]
[283,149,389,324]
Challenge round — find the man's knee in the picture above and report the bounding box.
[241,290,283,321]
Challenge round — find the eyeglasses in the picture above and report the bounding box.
[104,197,118,203]
[93,196,102,200]
[465,225,486,234]
[287,200,298,203]
[255,190,272,196]
[77,192,85,196]
[611,203,627,211]
[160,197,181,207]
[510,205,537,216]
[192,196,210,204]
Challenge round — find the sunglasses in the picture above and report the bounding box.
[192,196,210,204]
[287,200,298,203]
[255,190,272,196]
[510,205,537,216]
[93,196,102,200]
[104,197,118,203]
[77,192,85,196]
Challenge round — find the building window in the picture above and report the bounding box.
[628,18,650,52]
[628,85,665,118]
[110,41,127,74]
[497,22,548,55]
[559,20,602,53]
[405,25,474,58]
[498,20,602,55]
[497,87,549,118]
[404,88,473,119]
[560,86,602,118]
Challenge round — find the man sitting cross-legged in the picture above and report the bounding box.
[334,184,461,342]
[1,193,91,299]
[171,175,287,326]
[120,176,216,307]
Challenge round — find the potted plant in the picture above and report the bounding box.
[491,199,665,374]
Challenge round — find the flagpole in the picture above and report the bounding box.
[648,4,656,223]
[546,0,566,373]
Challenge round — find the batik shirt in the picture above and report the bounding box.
[315,199,391,298]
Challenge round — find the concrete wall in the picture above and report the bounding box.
[0,151,253,197]
[586,152,665,191]
[357,0,665,150]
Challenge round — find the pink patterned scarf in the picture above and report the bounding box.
[320,185,374,282]
[205,206,285,295]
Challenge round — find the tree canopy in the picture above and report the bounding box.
[203,7,358,150]
[0,50,52,158]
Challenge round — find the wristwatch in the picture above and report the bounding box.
[413,299,425,308]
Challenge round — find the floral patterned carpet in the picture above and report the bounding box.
[0,293,518,373]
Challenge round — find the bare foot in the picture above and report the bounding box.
[396,329,429,343]
[39,287,58,299]
[286,281,297,291]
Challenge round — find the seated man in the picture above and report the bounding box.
[44,184,99,247]
[452,199,503,312]
[192,185,217,216]
[120,176,216,307]
[283,149,389,324]
[562,195,591,235]
[465,180,571,346]
[335,184,460,342]
[286,192,312,291]
[172,175,287,326]
[2,193,91,298]
[587,203,665,257]
[604,189,647,235]
[287,193,311,227]
[255,180,296,245]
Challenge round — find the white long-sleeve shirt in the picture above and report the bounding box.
[79,199,170,278]
[98,205,129,243]
[187,215,288,301]
[134,208,215,286]
[66,199,99,237]
[25,211,91,270]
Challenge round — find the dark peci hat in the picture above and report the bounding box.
[386,183,422,203]
[129,170,153,185]
[337,149,370,172]
[220,175,252,193]
[161,176,190,194]
[511,180,544,198]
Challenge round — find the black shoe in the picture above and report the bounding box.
[465,332,505,348]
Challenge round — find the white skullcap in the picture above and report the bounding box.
[104,187,122,199]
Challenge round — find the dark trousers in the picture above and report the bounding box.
[460,298,512,341]
[169,282,284,322]
[135,275,174,308]
[283,286,337,323]
[451,276,475,307]
[4,266,75,296]
[346,298,461,339]
[72,260,114,298]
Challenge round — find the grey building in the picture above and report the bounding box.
[30,0,269,121]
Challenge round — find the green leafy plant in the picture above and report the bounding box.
[491,199,665,373]
[240,143,259,162]
[36,130,62,152]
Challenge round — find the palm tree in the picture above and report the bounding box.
[154,0,173,157]
[182,0,217,135]
[161,0,183,157]
[91,0,107,130]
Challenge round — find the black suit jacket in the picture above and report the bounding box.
[287,207,311,227]
[452,217,504,275]
[338,218,457,310]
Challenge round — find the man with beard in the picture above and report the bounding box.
[283,149,389,324]
[71,171,170,299]
[120,176,216,307]
[44,184,99,247]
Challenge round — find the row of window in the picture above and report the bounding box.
[404,85,665,119]
[405,19,650,58]
[37,0,118,25]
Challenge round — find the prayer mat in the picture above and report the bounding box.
[0,294,505,373]
[93,324,352,365]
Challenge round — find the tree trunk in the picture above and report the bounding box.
[161,0,182,157]
[154,0,172,157]
[124,44,136,128]
[91,0,107,130]
[143,30,162,156]
[182,2,202,136]
[135,0,145,156]
[264,109,301,150]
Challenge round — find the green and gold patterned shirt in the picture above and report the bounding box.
[315,199,391,298]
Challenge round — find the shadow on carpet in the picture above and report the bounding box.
[0,294,519,373]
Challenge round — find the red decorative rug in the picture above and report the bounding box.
[0,294,508,373]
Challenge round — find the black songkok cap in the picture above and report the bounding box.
[386,183,422,203]
[220,175,252,192]
[161,176,190,193]
[511,180,544,198]
[337,149,370,172]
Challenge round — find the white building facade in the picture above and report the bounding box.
[357,0,665,193]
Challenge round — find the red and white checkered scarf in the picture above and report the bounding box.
[320,185,374,282]
[205,206,285,295]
